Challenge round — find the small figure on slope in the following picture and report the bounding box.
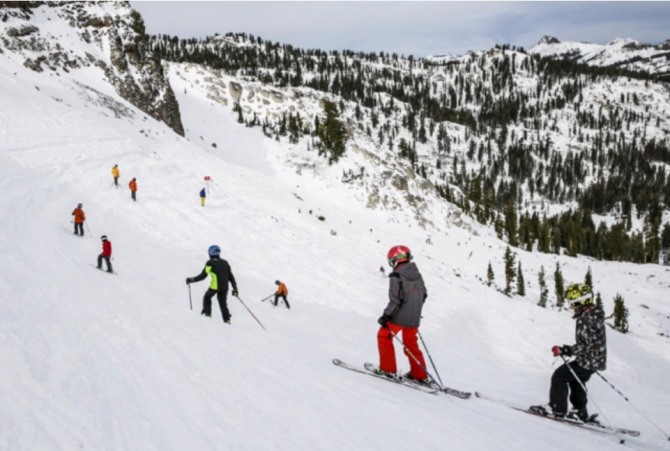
[129,177,137,202]
[200,187,207,207]
[375,245,429,383]
[379,265,385,277]
[530,283,607,422]
[97,235,113,273]
[274,280,290,309]
[71,203,86,237]
[186,245,238,325]
[112,164,120,188]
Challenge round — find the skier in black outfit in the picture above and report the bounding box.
[186,244,238,324]
[531,283,607,422]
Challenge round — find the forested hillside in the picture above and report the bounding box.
[150,33,670,263]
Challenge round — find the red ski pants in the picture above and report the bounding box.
[377,322,427,380]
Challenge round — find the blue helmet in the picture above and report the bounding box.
[208,245,221,257]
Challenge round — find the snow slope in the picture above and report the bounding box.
[2,22,670,451]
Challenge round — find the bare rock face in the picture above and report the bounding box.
[0,1,184,135]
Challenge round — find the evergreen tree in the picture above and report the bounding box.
[234,102,243,124]
[584,267,593,291]
[317,100,348,164]
[554,262,564,308]
[613,294,629,333]
[504,247,516,295]
[538,265,548,307]
[504,200,518,247]
[516,261,525,296]
[486,262,495,287]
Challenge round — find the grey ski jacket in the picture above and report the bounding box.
[383,262,427,328]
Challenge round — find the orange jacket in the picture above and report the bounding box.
[71,207,85,224]
[129,179,137,192]
[276,282,288,296]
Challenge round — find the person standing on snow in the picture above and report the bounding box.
[97,235,113,273]
[129,177,137,201]
[200,187,207,207]
[374,245,429,383]
[112,164,120,188]
[530,283,606,422]
[273,280,290,309]
[186,245,238,324]
[71,203,86,237]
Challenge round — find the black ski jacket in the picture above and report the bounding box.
[191,256,237,293]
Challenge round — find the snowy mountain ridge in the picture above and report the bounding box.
[529,35,670,77]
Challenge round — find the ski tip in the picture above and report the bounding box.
[332,358,342,365]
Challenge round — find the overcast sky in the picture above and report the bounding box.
[131,2,670,57]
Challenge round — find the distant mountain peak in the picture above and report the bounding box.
[607,37,639,46]
[538,35,561,45]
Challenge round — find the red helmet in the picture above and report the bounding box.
[387,245,412,268]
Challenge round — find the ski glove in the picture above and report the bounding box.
[560,345,574,357]
[552,345,574,357]
[378,314,392,328]
[186,277,192,285]
[232,289,239,297]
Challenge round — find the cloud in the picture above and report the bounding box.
[130,1,670,56]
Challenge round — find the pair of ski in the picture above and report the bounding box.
[473,392,639,440]
[333,359,638,440]
[332,359,471,398]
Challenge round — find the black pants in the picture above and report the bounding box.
[274,294,290,309]
[97,254,113,272]
[131,191,136,201]
[549,361,593,414]
[114,177,118,187]
[74,223,84,236]
[203,289,231,322]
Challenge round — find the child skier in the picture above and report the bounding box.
[273,280,290,309]
[71,203,86,237]
[200,187,206,207]
[530,283,607,422]
[186,245,239,324]
[375,245,429,383]
[112,164,120,187]
[97,235,113,273]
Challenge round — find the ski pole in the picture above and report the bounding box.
[418,331,444,386]
[235,295,266,331]
[594,370,670,441]
[188,284,193,310]
[260,294,274,303]
[389,329,442,390]
[560,356,622,443]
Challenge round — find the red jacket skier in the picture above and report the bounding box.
[375,245,429,382]
[97,235,113,273]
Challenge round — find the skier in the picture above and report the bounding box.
[273,280,290,309]
[71,203,86,237]
[379,265,385,277]
[112,164,120,187]
[97,235,113,273]
[186,245,239,324]
[129,177,137,201]
[530,283,607,422]
[200,187,206,207]
[374,245,429,383]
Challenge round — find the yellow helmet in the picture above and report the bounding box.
[564,283,593,308]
